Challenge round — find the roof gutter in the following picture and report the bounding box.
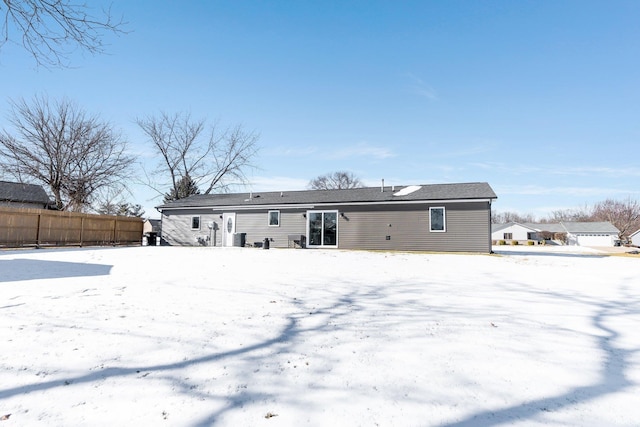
[156,198,496,212]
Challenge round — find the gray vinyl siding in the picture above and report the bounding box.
[234,209,307,248]
[161,201,492,252]
[336,201,491,252]
[161,209,222,246]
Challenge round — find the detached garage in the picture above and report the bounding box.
[563,222,620,247]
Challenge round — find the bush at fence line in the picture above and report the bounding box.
[527,240,535,246]
[511,240,519,245]
[498,240,506,245]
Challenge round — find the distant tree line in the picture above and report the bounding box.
[492,198,640,240]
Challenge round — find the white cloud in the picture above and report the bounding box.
[406,73,438,100]
[431,143,496,159]
[550,166,640,178]
[265,146,318,157]
[471,162,640,178]
[495,184,637,197]
[330,142,395,160]
[247,175,309,192]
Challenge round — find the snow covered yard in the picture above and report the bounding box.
[1,246,639,427]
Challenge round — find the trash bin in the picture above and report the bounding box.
[233,233,246,247]
[263,237,270,249]
[147,232,157,246]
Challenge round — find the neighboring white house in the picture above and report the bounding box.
[492,221,620,247]
[491,222,540,242]
[629,229,640,247]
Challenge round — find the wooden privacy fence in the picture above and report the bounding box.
[0,206,143,248]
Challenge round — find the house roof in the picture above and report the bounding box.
[157,182,497,210]
[491,222,539,233]
[491,222,616,234]
[491,223,512,233]
[523,222,566,233]
[561,221,619,234]
[492,221,620,234]
[0,181,51,205]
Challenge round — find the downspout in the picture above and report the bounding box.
[489,200,493,254]
[156,207,163,246]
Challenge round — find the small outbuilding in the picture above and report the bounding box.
[0,181,52,209]
[156,182,497,253]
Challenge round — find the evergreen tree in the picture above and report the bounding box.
[164,175,200,203]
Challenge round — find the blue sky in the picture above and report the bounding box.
[1,0,639,219]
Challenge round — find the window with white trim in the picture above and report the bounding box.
[191,216,200,230]
[268,210,280,227]
[429,207,446,232]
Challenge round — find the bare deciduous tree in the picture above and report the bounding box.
[544,205,593,223]
[0,95,135,211]
[1,0,127,67]
[95,187,144,217]
[308,171,363,190]
[137,112,260,201]
[592,198,640,240]
[491,211,536,224]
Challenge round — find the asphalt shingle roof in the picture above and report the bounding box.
[158,182,497,210]
[561,221,619,233]
[0,181,51,205]
[492,221,619,234]
[523,222,566,233]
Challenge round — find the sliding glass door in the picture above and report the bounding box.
[307,211,338,247]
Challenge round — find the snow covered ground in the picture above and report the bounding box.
[1,246,639,426]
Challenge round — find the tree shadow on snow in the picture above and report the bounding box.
[1,274,637,426]
[0,259,112,282]
[0,284,381,425]
[438,286,639,427]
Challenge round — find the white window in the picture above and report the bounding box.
[429,207,446,232]
[191,216,200,230]
[268,210,280,227]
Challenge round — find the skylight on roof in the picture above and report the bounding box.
[393,185,422,196]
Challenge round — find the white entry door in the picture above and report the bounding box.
[222,212,236,247]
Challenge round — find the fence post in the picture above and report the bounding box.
[36,213,42,248]
[80,216,84,247]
